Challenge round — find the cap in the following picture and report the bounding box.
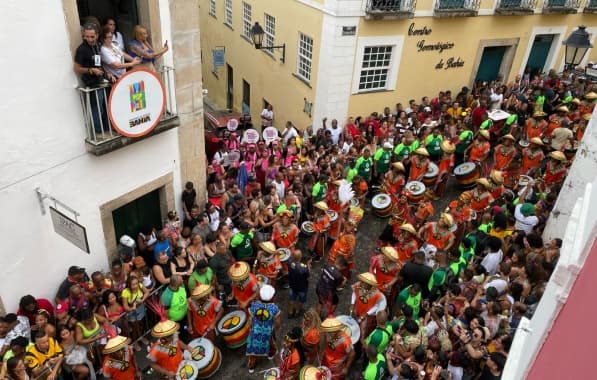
[191,284,213,299]
[383,142,393,149]
[357,272,378,287]
[399,223,417,235]
[501,134,515,141]
[68,266,86,276]
[548,151,566,162]
[321,317,344,332]
[132,256,146,268]
[228,261,250,281]
[520,203,535,217]
[259,241,277,254]
[314,201,329,212]
[392,162,405,171]
[476,178,491,189]
[103,336,131,354]
[529,137,544,146]
[414,147,429,157]
[55,301,69,314]
[381,246,398,262]
[479,130,490,140]
[259,284,275,301]
[440,140,455,154]
[151,320,179,338]
[490,170,504,185]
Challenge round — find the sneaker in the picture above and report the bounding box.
[268,352,277,360]
[248,368,255,374]
[283,283,290,289]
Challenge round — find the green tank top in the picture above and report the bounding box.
[77,317,101,339]
[167,286,188,322]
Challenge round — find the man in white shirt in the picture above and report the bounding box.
[281,121,299,145]
[489,87,504,110]
[480,237,503,275]
[260,104,273,131]
[514,203,539,234]
[323,118,343,145]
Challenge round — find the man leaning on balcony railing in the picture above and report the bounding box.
[73,23,113,134]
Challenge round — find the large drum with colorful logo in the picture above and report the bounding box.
[371,193,393,218]
[405,181,426,204]
[423,162,439,187]
[189,338,222,379]
[454,162,480,188]
[216,310,250,348]
[301,221,314,236]
[263,368,281,380]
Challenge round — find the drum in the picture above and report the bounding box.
[187,338,222,379]
[177,360,200,380]
[336,315,360,346]
[263,368,281,380]
[327,210,338,222]
[256,274,270,287]
[423,162,439,187]
[300,366,332,380]
[301,221,314,236]
[371,193,393,218]
[217,310,250,348]
[405,181,426,204]
[350,197,359,207]
[454,162,480,188]
[277,248,291,262]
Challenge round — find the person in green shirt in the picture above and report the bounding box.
[425,126,443,162]
[393,130,420,162]
[365,310,394,354]
[230,222,255,262]
[479,112,493,130]
[355,148,374,182]
[346,159,358,183]
[188,260,217,290]
[363,344,386,380]
[311,174,328,203]
[395,284,422,319]
[455,124,473,165]
[373,142,393,184]
[160,275,188,322]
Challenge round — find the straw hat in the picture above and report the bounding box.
[392,162,405,171]
[549,151,567,162]
[584,91,597,100]
[414,147,429,157]
[228,261,250,281]
[501,134,515,141]
[557,105,569,113]
[357,272,378,287]
[582,113,592,121]
[333,179,343,186]
[381,246,398,262]
[572,98,581,105]
[439,213,454,228]
[490,170,504,185]
[533,111,546,118]
[530,137,544,146]
[190,284,213,299]
[259,241,277,254]
[279,209,293,218]
[151,320,179,338]
[440,140,456,154]
[399,223,417,235]
[476,178,491,189]
[459,192,471,203]
[314,201,329,212]
[321,317,344,332]
[479,130,490,140]
[103,335,131,354]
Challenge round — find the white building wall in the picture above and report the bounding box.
[0,2,182,311]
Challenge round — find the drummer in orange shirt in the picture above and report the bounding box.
[321,317,355,380]
[546,106,569,137]
[228,262,259,310]
[465,130,491,176]
[413,191,434,229]
[433,141,456,199]
[384,162,406,198]
[525,111,547,140]
[521,138,546,176]
[489,170,506,201]
[327,221,357,280]
[254,241,282,287]
[308,201,331,261]
[327,180,346,242]
[369,246,401,306]
[350,272,387,339]
[446,193,473,242]
[394,223,420,263]
[187,284,224,342]
[147,318,190,379]
[271,210,299,250]
[102,334,141,380]
[466,178,495,214]
[418,213,456,251]
[408,148,430,182]
[492,134,517,174]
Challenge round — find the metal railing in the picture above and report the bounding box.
[435,0,480,10]
[77,66,177,145]
[366,0,417,13]
[496,0,536,9]
[543,0,581,8]
[585,0,597,7]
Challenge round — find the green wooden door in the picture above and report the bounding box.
[112,189,163,242]
[526,35,554,76]
[476,46,507,83]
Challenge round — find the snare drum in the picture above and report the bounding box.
[301,221,314,236]
[423,162,439,187]
[187,338,222,379]
[300,365,332,380]
[263,368,281,380]
[454,162,480,188]
[371,193,393,218]
[327,210,338,222]
[256,274,270,287]
[336,315,360,345]
[217,310,250,348]
[405,181,426,204]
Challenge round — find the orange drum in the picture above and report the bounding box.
[278,248,291,274]
[454,162,480,188]
[371,193,393,218]
[405,181,426,204]
[217,310,249,348]
[423,162,439,187]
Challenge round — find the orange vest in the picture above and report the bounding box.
[468,190,494,212]
[272,223,299,248]
[409,156,429,182]
[232,274,259,304]
[188,296,222,336]
[543,161,567,185]
[328,233,356,264]
[322,331,352,375]
[312,214,331,233]
[370,255,400,289]
[469,141,490,162]
[424,223,454,250]
[522,148,545,174]
[415,201,434,221]
[526,119,546,139]
[437,155,454,178]
[448,201,472,224]
[396,239,419,263]
[148,339,184,373]
[352,284,384,318]
[257,254,282,279]
[102,347,136,380]
[493,145,516,171]
[490,184,505,200]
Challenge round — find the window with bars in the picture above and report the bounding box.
[297,33,313,82]
[209,0,216,17]
[225,0,233,25]
[242,2,252,39]
[264,14,275,54]
[358,45,393,91]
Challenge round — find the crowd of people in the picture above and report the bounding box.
[1,50,595,380]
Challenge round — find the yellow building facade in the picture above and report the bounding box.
[200,0,597,131]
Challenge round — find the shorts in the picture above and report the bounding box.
[289,289,307,303]
[127,304,146,321]
[316,288,339,306]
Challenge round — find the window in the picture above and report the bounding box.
[242,2,252,39]
[225,0,233,26]
[297,33,314,82]
[358,45,393,91]
[264,14,275,54]
[209,0,216,17]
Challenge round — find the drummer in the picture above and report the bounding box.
[369,246,400,305]
[326,180,346,242]
[413,191,434,229]
[492,134,517,177]
[102,334,141,380]
[147,318,190,379]
[394,223,419,263]
[308,201,331,261]
[384,162,406,198]
[489,170,506,201]
[378,192,412,245]
[408,148,430,182]
[418,213,456,251]
[521,138,545,176]
[546,106,569,137]
[300,309,322,365]
[277,327,302,380]
[433,140,455,199]
[526,111,547,140]
[581,91,597,114]
[321,317,355,380]
[542,151,568,188]
[327,221,357,280]
[228,262,259,310]
[465,130,491,176]
[187,284,223,342]
[350,272,387,339]
[466,178,494,214]
[271,210,299,251]
[254,241,282,287]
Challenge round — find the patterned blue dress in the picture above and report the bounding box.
[245,301,280,356]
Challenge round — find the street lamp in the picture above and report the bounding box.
[562,25,593,71]
[250,22,286,63]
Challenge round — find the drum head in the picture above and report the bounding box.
[454,162,475,175]
[217,310,247,333]
[277,248,291,262]
[425,162,439,177]
[256,274,270,287]
[350,198,359,207]
[263,368,280,380]
[327,210,338,222]
[242,129,260,144]
[336,315,360,345]
[372,193,391,208]
[188,339,215,368]
[518,140,529,148]
[177,360,200,380]
[301,221,314,233]
[405,181,426,195]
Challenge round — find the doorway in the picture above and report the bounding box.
[525,34,555,77]
[226,64,234,110]
[112,189,163,244]
[476,46,507,83]
[76,0,139,44]
[242,80,251,115]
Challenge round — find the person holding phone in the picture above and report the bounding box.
[128,25,168,71]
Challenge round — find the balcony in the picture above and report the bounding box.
[434,0,480,17]
[495,0,536,14]
[543,0,581,13]
[584,0,597,12]
[77,66,179,156]
[365,0,417,19]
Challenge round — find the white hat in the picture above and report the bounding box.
[260,284,275,301]
[383,142,393,149]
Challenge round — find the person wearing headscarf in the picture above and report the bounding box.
[246,284,281,373]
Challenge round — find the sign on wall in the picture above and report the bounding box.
[49,207,90,253]
[108,69,166,138]
[213,47,225,67]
